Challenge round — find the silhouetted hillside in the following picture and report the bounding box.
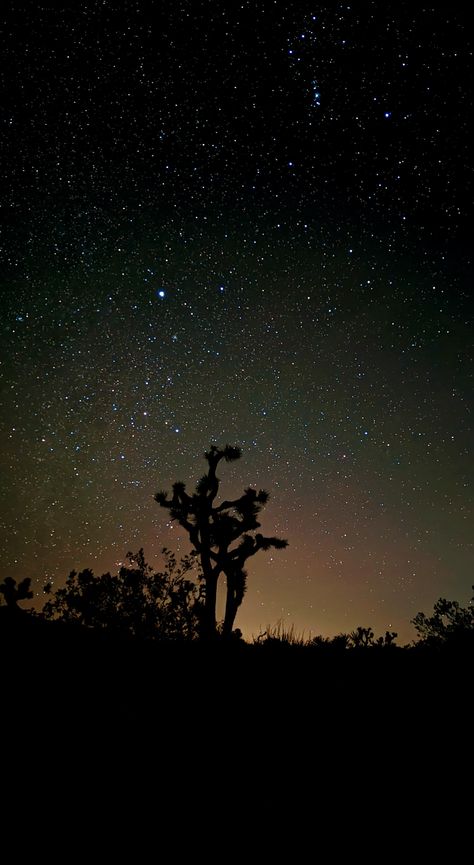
[2,603,471,842]
[3,608,471,729]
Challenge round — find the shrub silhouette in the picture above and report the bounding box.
[155,445,288,639]
[256,625,398,651]
[311,634,351,651]
[412,586,474,646]
[349,626,375,648]
[42,548,202,640]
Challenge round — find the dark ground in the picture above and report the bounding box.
[2,610,470,848]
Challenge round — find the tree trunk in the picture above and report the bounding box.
[201,568,218,640]
[222,580,238,639]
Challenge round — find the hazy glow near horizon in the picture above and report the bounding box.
[1,3,471,645]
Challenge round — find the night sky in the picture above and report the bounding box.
[1,2,472,643]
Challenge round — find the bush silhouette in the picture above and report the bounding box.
[42,548,202,640]
[412,586,474,646]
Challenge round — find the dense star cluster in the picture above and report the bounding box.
[1,2,472,642]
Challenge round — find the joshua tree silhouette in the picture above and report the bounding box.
[155,445,288,639]
[0,577,33,609]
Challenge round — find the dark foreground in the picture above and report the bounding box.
[2,610,471,846]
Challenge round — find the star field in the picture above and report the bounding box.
[0,2,472,642]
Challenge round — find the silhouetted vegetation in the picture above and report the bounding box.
[155,445,288,639]
[412,586,474,648]
[0,576,33,609]
[254,620,398,651]
[41,548,202,640]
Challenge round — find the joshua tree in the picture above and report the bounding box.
[349,626,375,648]
[0,577,33,609]
[155,445,288,639]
